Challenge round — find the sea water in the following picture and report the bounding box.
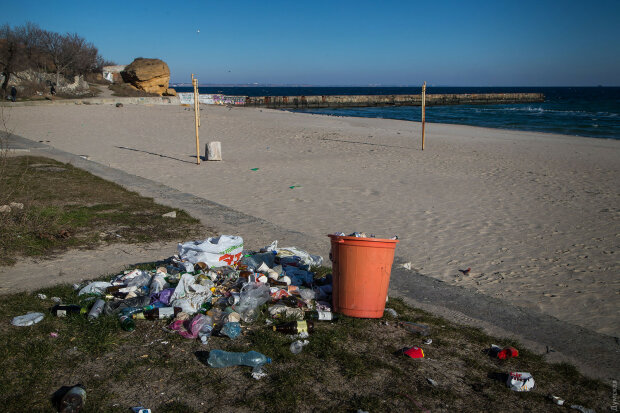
[175,86,620,140]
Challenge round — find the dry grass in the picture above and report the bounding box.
[0,155,206,265]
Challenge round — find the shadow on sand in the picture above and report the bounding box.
[115,146,196,164]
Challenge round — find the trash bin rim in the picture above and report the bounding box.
[327,234,399,244]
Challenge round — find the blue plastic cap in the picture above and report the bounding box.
[266,357,272,363]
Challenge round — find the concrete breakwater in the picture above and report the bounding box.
[244,93,544,109]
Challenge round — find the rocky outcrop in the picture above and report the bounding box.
[121,58,174,96]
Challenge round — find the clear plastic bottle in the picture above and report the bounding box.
[198,324,213,344]
[207,350,271,369]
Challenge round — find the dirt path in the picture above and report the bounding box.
[0,241,179,293]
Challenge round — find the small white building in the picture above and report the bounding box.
[102,65,126,83]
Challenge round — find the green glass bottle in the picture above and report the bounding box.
[119,315,135,331]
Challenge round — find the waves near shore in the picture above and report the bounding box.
[176,86,620,140]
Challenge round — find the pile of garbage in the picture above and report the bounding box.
[16,235,334,375]
[11,233,597,412]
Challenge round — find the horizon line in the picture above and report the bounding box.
[170,83,619,88]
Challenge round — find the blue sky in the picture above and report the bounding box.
[4,0,620,86]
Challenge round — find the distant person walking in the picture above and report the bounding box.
[50,84,56,96]
[10,86,17,102]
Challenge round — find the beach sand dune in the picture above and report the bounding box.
[5,104,619,336]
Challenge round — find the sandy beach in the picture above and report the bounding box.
[4,103,619,337]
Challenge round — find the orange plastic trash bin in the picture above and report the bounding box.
[328,234,399,318]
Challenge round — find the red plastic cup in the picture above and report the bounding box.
[404,346,425,359]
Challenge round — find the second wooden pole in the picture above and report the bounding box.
[194,78,200,165]
[421,81,426,151]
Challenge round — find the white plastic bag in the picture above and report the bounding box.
[12,312,45,326]
[149,271,169,295]
[177,235,244,268]
[113,269,151,287]
[266,240,323,266]
[125,270,152,288]
[78,281,112,296]
[170,274,212,314]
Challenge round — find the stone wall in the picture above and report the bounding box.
[244,93,545,108]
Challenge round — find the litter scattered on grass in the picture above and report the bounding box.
[3,231,606,412]
[11,312,45,326]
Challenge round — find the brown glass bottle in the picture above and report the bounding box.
[272,320,314,334]
[105,285,127,298]
[268,278,289,287]
[277,296,301,307]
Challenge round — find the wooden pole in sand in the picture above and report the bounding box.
[191,73,200,126]
[193,78,200,164]
[421,81,426,150]
[196,83,201,128]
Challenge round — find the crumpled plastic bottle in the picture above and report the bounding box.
[289,340,309,354]
[207,350,271,371]
[198,324,213,345]
[220,322,241,339]
[233,282,270,323]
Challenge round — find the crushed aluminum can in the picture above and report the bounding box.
[507,372,535,392]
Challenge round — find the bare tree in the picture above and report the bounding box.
[0,24,27,95]
[19,22,46,73]
[41,31,78,86]
[1,24,110,94]
[70,39,99,76]
[40,31,104,85]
